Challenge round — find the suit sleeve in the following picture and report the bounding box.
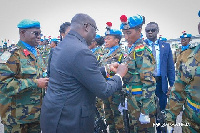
[0,52,38,97]
[72,49,122,99]
[167,44,175,87]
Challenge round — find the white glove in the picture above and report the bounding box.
[118,98,128,115]
[167,125,174,133]
[139,113,150,124]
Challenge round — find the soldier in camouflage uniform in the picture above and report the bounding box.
[165,19,200,133]
[174,32,192,64]
[89,34,104,63]
[99,22,125,133]
[0,19,49,133]
[119,14,156,132]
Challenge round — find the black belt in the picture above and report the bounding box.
[154,76,161,80]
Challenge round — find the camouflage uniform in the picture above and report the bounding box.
[173,47,181,64]
[166,44,200,133]
[41,45,51,69]
[92,46,104,63]
[122,39,156,133]
[100,46,125,133]
[0,41,45,132]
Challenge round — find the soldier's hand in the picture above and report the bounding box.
[109,62,119,73]
[116,63,128,77]
[37,78,49,89]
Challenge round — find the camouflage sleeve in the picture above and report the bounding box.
[165,69,186,124]
[136,49,156,114]
[0,52,38,97]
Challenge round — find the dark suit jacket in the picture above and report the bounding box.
[40,30,122,133]
[144,39,175,93]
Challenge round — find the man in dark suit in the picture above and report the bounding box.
[40,13,128,133]
[144,22,175,133]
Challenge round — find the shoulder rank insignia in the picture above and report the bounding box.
[0,51,11,63]
[135,44,145,52]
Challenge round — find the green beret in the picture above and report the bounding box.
[17,19,40,29]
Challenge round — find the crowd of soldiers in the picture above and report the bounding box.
[0,11,200,133]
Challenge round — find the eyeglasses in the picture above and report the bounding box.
[84,23,99,32]
[29,31,41,37]
[145,29,157,33]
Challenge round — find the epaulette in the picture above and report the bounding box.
[135,44,145,52]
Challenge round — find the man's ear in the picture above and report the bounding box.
[84,24,89,32]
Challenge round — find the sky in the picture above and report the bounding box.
[0,0,200,45]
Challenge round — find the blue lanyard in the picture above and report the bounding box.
[108,45,119,56]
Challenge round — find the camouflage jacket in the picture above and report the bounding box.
[92,46,104,62]
[99,46,125,76]
[122,39,156,115]
[166,44,200,124]
[0,41,45,126]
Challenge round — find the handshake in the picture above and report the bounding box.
[108,62,128,78]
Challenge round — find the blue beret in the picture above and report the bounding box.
[95,34,101,39]
[40,39,44,42]
[17,19,40,29]
[51,38,58,42]
[120,14,143,30]
[160,37,167,41]
[105,29,122,36]
[180,33,192,38]
[198,10,200,17]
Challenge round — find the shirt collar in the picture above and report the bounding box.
[21,41,37,57]
[146,39,159,46]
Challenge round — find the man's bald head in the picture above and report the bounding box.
[70,13,97,46]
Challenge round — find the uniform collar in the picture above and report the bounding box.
[20,40,37,57]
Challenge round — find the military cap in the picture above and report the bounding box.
[17,19,40,29]
[180,31,192,38]
[120,14,144,30]
[198,10,200,17]
[40,39,44,42]
[105,22,122,36]
[160,37,167,41]
[50,38,59,42]
[95,34,101,39]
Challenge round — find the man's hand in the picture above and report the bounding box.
[109,62,119,73]
[37,78,49,89]
[116,63,128,77]
[167,87,173,96]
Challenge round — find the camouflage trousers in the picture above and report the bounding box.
[96,98,105,117]
[182,104,200,133]
[128,95,156,133]
[4,121,41,133]
[103,91,125,133]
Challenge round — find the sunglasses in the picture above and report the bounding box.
[84,23,99,32]
[145,29,157,33]
[29,31,41,37]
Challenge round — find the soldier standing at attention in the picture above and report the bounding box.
[165,11,200,133]
[0,19,49,133]
[100,22,125,133]
[120,14,156,132]
[174,31,192,64]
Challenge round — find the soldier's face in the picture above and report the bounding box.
[122,28,141,45]
[104,35,119,48]
[181,38,190,46]
[23,28,41,47]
